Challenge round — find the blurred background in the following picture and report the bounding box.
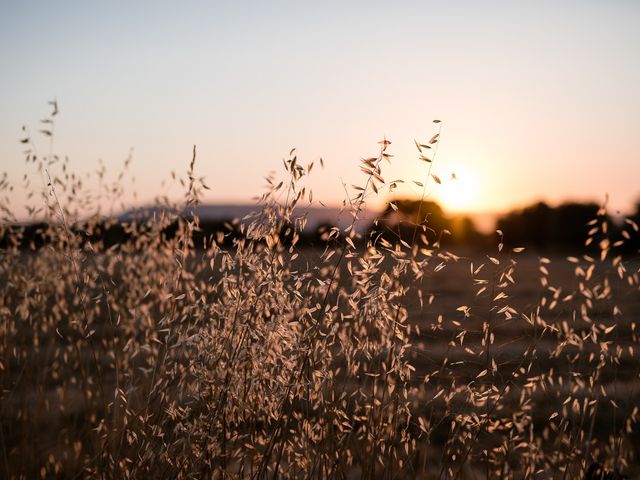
[1,0,639,233]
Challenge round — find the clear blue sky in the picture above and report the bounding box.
[1,0,639,218]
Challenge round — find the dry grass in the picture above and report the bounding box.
[1,106,639,479]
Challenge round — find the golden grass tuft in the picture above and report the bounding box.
[0,105,639,479]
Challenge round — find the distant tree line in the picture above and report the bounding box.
[371,198,640,254]
[496,201,640,254]
[2,199,639,254]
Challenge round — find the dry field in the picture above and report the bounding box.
[1,235,639,479]
[1,126,639,479]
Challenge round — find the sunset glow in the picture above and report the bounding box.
[433,168,483,214]
[0,2,639,220]
[3,3,640,477]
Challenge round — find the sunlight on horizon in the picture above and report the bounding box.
[432,167,483,214]
[1,1,639,220]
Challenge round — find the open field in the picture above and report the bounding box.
[3,2,640,478]
[1,118,639,479]
[1,230,639,479]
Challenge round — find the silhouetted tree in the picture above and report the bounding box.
[370,199,482,248]
[497,201,603,252]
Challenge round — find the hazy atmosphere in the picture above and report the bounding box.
[1,1,639,218]
[2,2,640,479]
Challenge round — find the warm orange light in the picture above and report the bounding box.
[434,167,482,213]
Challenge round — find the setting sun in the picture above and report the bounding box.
[433,167,482,214]
[2,2,640,478]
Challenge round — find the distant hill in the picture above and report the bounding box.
[118,203,380,234]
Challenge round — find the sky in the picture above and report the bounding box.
[1,0,639,222]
